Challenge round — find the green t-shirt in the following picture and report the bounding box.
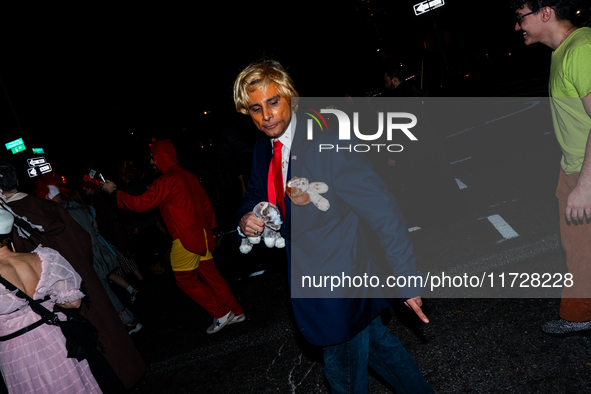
[549,27,591,174]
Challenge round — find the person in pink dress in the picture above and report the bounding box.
[0,207,102,393]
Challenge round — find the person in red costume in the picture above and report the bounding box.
[101,139,244,334]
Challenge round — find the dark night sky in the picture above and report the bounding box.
[0,1,561,188]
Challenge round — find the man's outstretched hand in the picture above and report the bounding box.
[404,297,429,324]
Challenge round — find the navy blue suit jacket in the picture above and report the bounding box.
[237,115,421,347]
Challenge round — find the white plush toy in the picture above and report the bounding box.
[238,202,285,254]
[286,177,330,211]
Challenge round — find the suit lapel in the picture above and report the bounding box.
[283,118,308,235]
[284,155,292,234]
[289,117,307,181]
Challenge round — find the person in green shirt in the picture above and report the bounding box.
[512,0,591,337]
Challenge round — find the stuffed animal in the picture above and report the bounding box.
[238,202,285,254]
[286,177,330,211]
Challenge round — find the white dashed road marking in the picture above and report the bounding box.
[447,100,540,138]
[450,157,472,165]
[487,214,519,242]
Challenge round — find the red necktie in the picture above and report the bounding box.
[267,140,285,217]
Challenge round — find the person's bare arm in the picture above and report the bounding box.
[57,298,82,309]
[565,93,591,222]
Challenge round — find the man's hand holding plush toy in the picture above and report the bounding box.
[238,178,330,254]
[286,177,329,211]
[239,211,264,238]
[238,202,285,254]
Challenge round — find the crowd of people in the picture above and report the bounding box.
[0,1,589,392]
[0,135,249,392]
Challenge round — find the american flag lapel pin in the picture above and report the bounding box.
[292,155,297,160]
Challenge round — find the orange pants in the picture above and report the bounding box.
[556,169,591,322]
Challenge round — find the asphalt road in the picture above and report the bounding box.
[125,96,591,393]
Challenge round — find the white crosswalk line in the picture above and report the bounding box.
[487,214,519,241]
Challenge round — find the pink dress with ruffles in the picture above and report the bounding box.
[0,245,101,393]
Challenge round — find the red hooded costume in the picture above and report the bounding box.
[116,139,217,259]
[115,139,243,325]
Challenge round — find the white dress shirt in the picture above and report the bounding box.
[271,112,296,191]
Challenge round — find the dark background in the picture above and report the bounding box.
[1,0,589,190]
[1,3,591,392]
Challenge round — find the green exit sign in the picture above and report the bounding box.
[11,144,26,154]
[4,138,26,154]
[5,138,23,149]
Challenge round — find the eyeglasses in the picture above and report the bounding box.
[515,6,555,26]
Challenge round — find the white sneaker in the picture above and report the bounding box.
[206,311,235,334]
[126,319,144,335]
[130,289,139,304]
[229,313,246,325]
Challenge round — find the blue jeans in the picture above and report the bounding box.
[323,315,433,394]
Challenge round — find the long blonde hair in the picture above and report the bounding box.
[233,58,299,115]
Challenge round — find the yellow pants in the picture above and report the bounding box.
[170,230,212,271]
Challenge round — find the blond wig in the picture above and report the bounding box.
[233,59,299,115]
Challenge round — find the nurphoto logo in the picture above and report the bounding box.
[304,107,418,153]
